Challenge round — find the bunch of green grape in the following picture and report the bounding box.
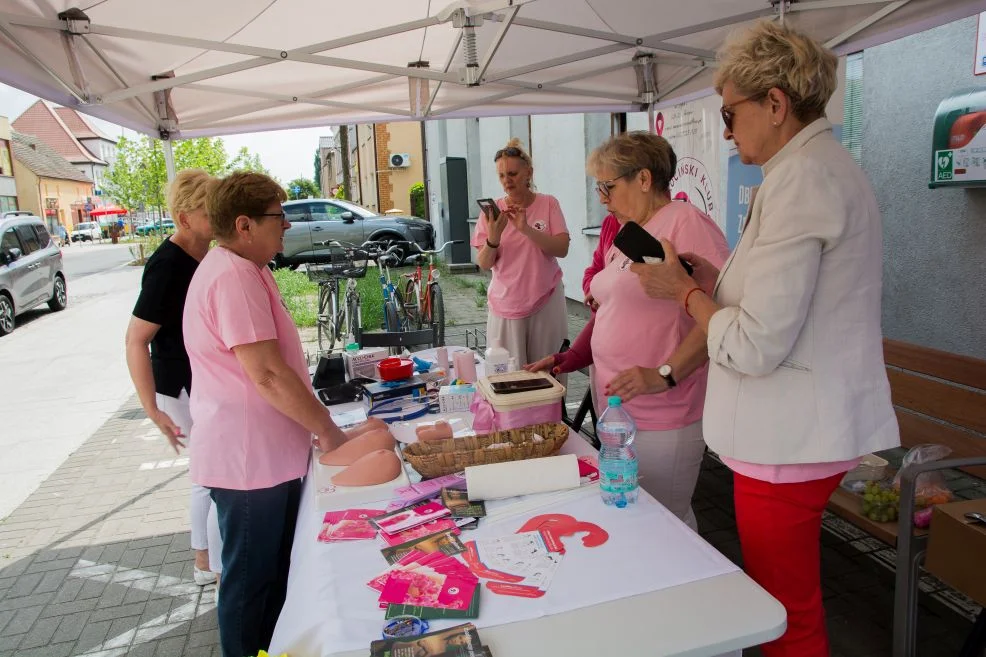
[861,481,900,523]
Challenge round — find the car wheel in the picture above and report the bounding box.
[0,293,14,336]
[48,275,67,311]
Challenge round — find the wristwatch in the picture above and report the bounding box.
[658,364,677,389]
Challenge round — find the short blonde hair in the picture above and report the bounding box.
[587,131,677,193]
[166,169,214,218]
[714,20,837,122]
[207,171,287,240]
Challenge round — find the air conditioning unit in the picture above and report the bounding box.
[390,153,411,168]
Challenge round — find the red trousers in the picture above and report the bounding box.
[733,471,843,657]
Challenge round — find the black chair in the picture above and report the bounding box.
[557,339,599,448]
[357,325,438,352]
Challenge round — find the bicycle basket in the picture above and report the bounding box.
[305,250,367,281]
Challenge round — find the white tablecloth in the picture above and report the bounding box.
[272,352,785,656]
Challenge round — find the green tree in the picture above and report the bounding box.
[286,177,320,200]
[175,137,228,175]
[313,150,322,193]
[228,146,269,174]
[102,136,144,212]
[409,182,426,219]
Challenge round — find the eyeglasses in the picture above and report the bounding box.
[254,212,286,221]
[595,170,640,199]
[720,93,767,132]
[494,146,524,161]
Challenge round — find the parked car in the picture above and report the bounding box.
[134,219,175,236]
[0,214,67,336]
[274,199,434,268]
[71,221,102,242]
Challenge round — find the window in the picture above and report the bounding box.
[32,225,51,248]
[0,197,17,214]
[0,141,11,176]
[310,202,350,221]
[1,228,21,253]
[842,52,863,166]
[285,205,309,223]
[14,225,41,254]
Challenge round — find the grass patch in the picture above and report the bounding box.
[273,268,318,327]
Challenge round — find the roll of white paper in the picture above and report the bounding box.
[465,454,580,501]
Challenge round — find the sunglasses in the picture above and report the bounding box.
[494,146,524,161]
[720,93,767,132]
[595,169,640,199]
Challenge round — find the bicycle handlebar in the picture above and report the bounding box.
[312,239,402,259]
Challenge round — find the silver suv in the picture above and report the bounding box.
[0,214,67,336]
[275,199,434,268]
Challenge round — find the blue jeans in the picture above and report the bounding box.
[211,479,302,657]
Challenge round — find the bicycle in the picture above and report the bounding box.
[309,240,403,350]
[401,240,461,347]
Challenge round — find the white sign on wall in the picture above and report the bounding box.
[976,12,986,76]
[655,95,725,229]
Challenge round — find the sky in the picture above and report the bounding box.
[0,82,328,184]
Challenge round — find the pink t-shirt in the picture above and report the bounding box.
[590,202,730,431]
[471,193,568,319]
[183,247,312,490]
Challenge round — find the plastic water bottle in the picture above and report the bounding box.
[597,396,639,508]
[485,340,510,375]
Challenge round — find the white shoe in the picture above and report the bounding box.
[194,566,217,586]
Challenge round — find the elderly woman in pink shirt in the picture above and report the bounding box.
[527,132,730,530]
[471,138,570,366]
[183,172,347,657]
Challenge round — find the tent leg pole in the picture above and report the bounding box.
[647,104,656,134]
[162,139,176,183]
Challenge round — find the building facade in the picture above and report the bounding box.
[11,132,94,233]
[0,117,17,214]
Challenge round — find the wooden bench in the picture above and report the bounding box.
[825,339,986,657]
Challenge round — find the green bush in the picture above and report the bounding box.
[409,182,426,219]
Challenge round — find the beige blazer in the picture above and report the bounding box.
[704,119,900,464]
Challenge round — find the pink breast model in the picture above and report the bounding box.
[320,428,396,466]
[330,449,403,486]
[415,421,453,442]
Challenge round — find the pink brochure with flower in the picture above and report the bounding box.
[372,502,451,536]
[317,508,385,543]
[378,569,478,610]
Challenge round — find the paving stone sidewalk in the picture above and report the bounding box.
[0,269,980,657]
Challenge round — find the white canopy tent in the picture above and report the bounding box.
[1,0,983,141]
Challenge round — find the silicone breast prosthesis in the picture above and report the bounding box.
[320,419,402,486]
[415,420,453,442]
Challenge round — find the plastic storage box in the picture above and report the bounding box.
[471,371,566,432]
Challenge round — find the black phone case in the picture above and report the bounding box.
[476,198,500,220]
[612,221,694,275]
[490,378,554,394]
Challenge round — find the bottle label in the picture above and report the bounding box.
[599,457,638,494]
[491,363,508,374]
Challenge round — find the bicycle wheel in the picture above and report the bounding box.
[402,277,422,330]
[346,288,361,345]
[316,283,331,352]
[429,283,446,346]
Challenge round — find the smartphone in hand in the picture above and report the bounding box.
[476,198,500,221]
[613,220,694,275]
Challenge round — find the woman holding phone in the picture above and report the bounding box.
[526,131,729,529]
[471,138,570,366]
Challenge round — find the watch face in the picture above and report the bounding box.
[659,364,672,377]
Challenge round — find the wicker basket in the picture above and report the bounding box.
[403,422,569,479]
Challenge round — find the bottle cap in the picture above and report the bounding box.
[607,396,621,407]
[345,343,359,352]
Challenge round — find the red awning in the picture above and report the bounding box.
[89,206,128,216]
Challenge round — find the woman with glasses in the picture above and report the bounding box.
[526,131,729,529]
[182,172,348,657]
[471,138,570,367]
[627,21,899,657]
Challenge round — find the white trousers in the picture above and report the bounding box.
[156,390,223,571]
[486,284,568,377]
[634,420,707,531]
